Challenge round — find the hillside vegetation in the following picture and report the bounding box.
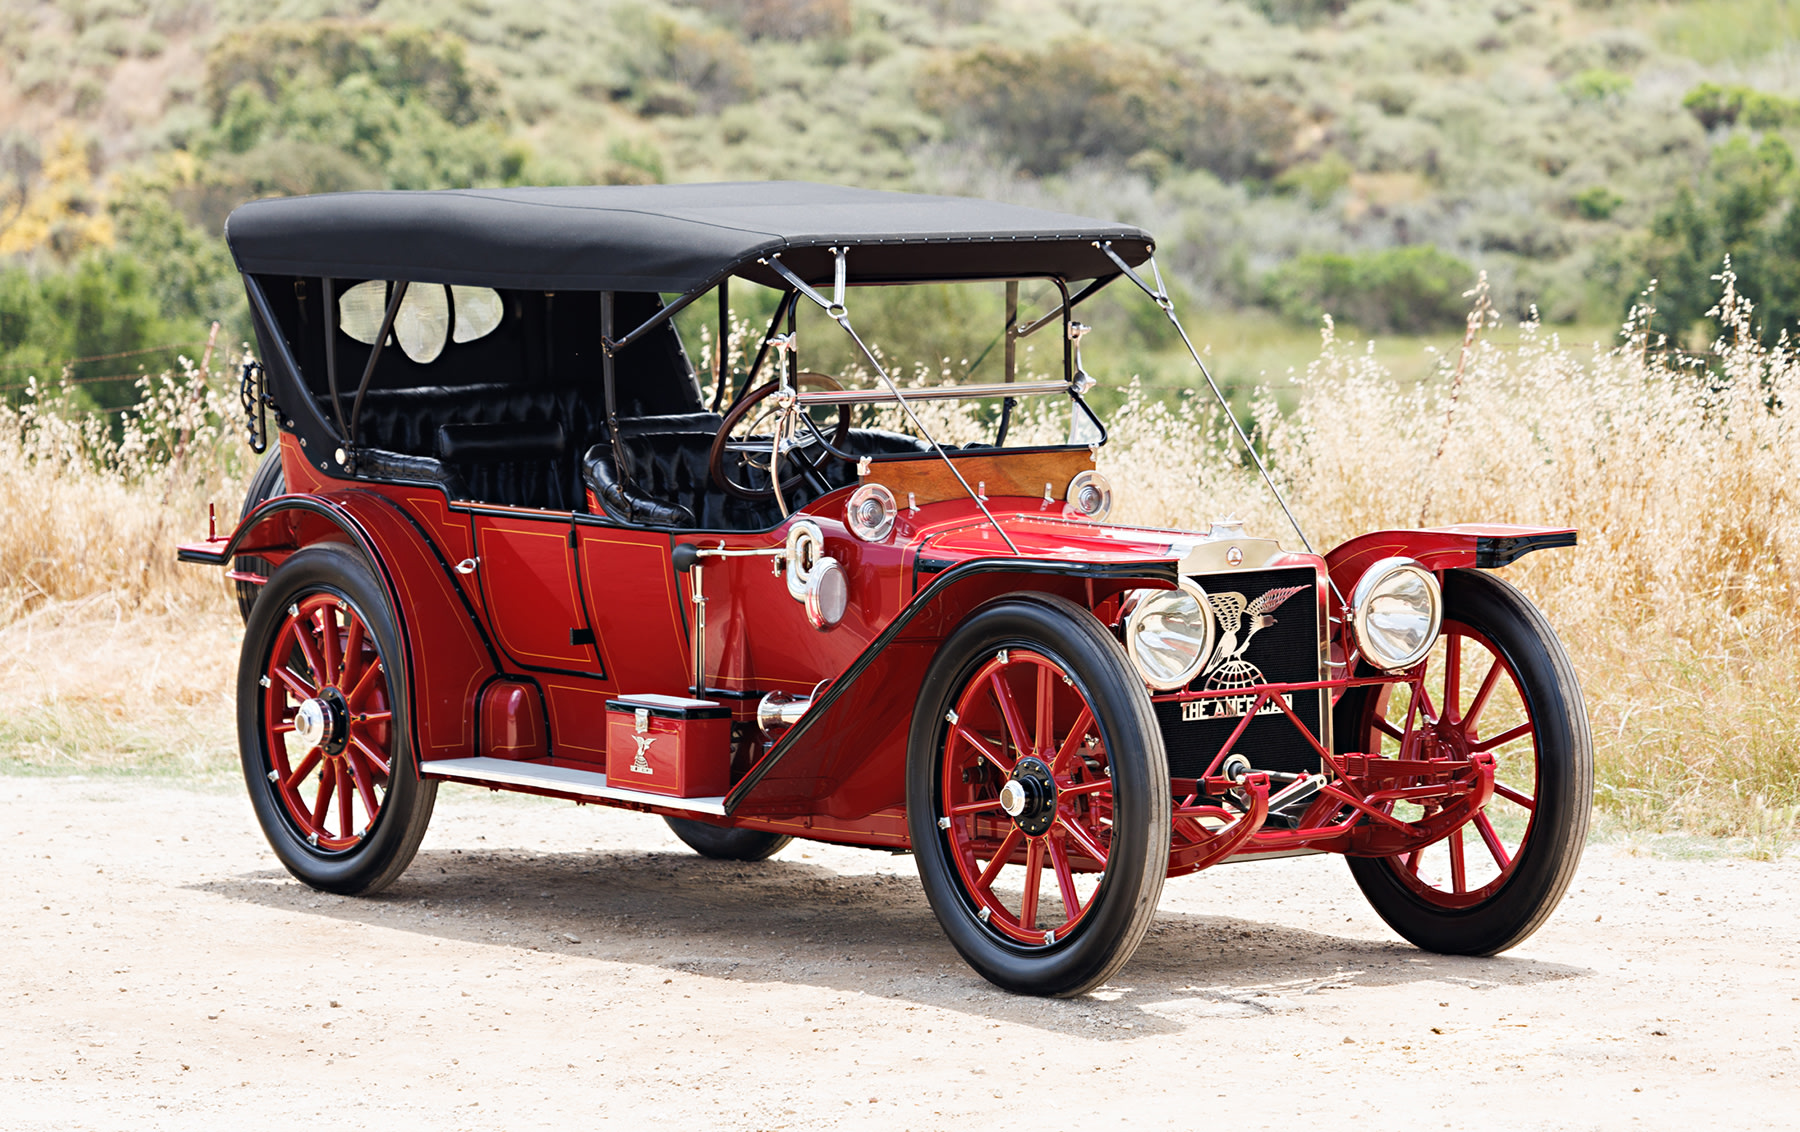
[4,0,1800,393]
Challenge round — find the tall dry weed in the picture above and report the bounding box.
[1090,274,1800,845]
[8,298,1800,842]
[0,359,247,618]
[0,357,247,777]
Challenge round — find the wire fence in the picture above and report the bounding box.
[0,333,228,420]
[0,340,212,394]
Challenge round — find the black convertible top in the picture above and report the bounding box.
[224,181,1154,294]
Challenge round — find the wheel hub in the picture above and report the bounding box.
[999,780,1028,816]
[1003,756,1058,836]
[1424,718,1472,760]
[293,689,349,755]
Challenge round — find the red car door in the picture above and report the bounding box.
[471,509,602,674]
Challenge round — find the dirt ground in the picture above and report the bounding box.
[3,776,1795,1131]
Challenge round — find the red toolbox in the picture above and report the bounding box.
[604,694,733,798]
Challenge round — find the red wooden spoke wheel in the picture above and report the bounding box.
[239,544,436,896]
[1370,621,1536,906]
[1336,568,1591,955]
[939,648,1113,945]
[262,593,394,851]
[908,594,1170,998]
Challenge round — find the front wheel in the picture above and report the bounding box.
[907,594,1170,997]
[239,543,436,895]
[1335,568,1591,955]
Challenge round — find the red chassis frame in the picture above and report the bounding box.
[181,432,1572,877]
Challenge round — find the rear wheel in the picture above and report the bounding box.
[1335,568,1591,955]
[907,594,1170,997]
[234,449,285,622]
[664,817,792,861]
[239,543,436,895]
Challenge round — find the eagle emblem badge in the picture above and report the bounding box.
[629,732,658,774]
[1186,584,1307,720]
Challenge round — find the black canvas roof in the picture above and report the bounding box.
[224,181,1154,294]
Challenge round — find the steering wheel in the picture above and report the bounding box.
[709,371,854,501]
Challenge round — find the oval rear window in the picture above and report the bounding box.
[338,282,505,359]
[337,280,387,345]
[394,284,450,364]
[452,286,503,342]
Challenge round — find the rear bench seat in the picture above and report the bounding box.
[334,382,606,510]
[332,384,932,526]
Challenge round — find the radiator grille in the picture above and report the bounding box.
[1154,565,1327,780]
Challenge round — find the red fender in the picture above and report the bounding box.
[178,491,498,763]
[725,558,1176,821]
[1325,523,1576,616]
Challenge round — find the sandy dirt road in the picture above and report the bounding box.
[3,776,1796,1131]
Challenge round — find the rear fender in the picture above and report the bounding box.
[179,492,498,763]
[1325,523,1576,616]
[725,558,1177,821]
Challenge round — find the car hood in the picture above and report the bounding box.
[907,509,1306,575]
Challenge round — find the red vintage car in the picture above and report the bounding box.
[182,183,1591,996]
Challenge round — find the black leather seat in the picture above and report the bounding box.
[336,384,603,509]
[317,290,712,511]
[354,447,466,496]
[335,381,932,524]
[581,418,930,530]
[434,419,572,510]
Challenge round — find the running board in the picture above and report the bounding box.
[420,757,728,816]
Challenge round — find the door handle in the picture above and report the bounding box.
[455,557,479,575]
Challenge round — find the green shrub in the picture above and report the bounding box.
[689,0,850,41]
[1743,90,1800,130]
[1262,245,1475,333]
[0,253,175,410]
[1682,82,1800,131]
[1635,135,1800,343]
[1274,152,1352,204]
[608,13,754,115]
[205,21,502,128]
[918,39,1297,181]
[107,185,240,329]
[1564,68,1633,104]
[1574,185,1624,221]
[656,20,754,110]
[195,22,534,191]
[1361,79,1417,117]
[1249,0,1350,24]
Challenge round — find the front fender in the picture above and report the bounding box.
[1325,523,1576,614]
[179,491,498,762]
[725,557,1176,820]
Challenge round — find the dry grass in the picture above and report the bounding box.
[0,361,247,618]
[6,296,1799,849]
[1088,279,1800,852]
[0,359,247,780]
[0,596,241,780]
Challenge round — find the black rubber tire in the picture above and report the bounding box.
[664,817,793,861]
[1336,568,1591,956]
[906,593,1170,997]
[234,449,286,623]
[239,543,437,895]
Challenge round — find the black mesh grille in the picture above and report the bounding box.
[1154,566,1327,780]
